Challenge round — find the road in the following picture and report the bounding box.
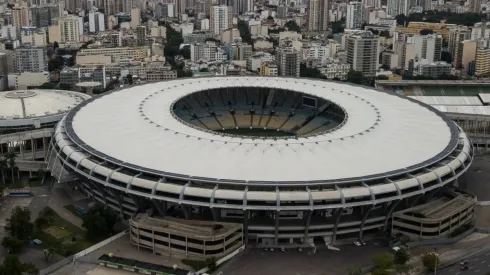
[438,249,490,275]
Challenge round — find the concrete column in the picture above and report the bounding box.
[274,211,279,246]
[212,208,220,221]
[20,141,24,159]
[182,205,191,220]
[332,208,343,244]
[31,138,35,160]
[43,137,47,159]
[359,206,374,241]
[303,210,312,244]
[383,199,402,231]
[243,210,249,244]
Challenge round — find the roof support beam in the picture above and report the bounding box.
[362,182,376,204]
[306,187,313,210]
[179,181,191,204]
[425,168,442,183]
[152,178,166,195]
[126,172,143,190]
[383,199,402,232]
[243,187,248,210]
[106,167,123,185]
[332,208,343,244]
[386,179,402,197]
[359,205,375,241]
[335,185,345,206]
[276,187,280,211]
[407,173,424,193]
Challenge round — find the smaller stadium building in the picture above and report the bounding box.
[0,90,90,177]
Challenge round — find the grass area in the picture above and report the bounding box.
[5,181,25,189]
[26,178,43,187]
[63,204,78,216]
[5,178,43,189]
[181,259,207,271]
[33,207,94,257]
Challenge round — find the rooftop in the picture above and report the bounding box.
[65,77,457,183]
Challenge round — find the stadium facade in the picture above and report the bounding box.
[0,90,90,175]
[47,77,473,250]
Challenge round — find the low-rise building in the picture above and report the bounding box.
[8,71,50,89]
[318,63,351,80]
[409,59,452,78]
[260,61,278,76]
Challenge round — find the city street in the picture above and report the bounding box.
[438,250,490,275]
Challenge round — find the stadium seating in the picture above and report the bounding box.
[173,88,346,136]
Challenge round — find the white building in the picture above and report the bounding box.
[247,52,274,71]
[89,11,105,33]
[8,71,50,89]
[318,63,351,79]
[1,25,17,40]
[346,2,364,30]
[406,34,443,63]
[210,5,232,35]
[59,15,82,43]
[301,42,330,63]
[131,7,141,29]
[190,42,227,62]
[387,0,411,17]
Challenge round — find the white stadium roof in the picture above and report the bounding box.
[0,90,91,128]
[66,77,457,183]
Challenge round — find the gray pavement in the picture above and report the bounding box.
[438,249,490,275]
[459,154,490,201]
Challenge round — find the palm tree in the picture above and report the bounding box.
[0,157,7,186]
[4,151,17,185]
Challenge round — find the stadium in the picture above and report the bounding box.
[0,90,90,176]
[47,77,474,257]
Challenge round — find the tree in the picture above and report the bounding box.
[379,30,390,38]
[59,83,72,90]
[371,269,390,275]
[372,252,393,270]
[1,236,24,254]
[43,247,55,262]
[347,267,362,275]
[39,82,57,89]
[237,20,252,45]
[3,152,16,185]
[4,207,33,240]
[0,157,7,186]
[345,70,365,85]
[331,18,345,34]
[395,264,415,275]
[48,56,64,72]
[421,252,439,272]
[0,255,38,275]
[395,14,407,26]
[199,68,209,72]
[300,63,326,79]
[127,74,133,85]
[205,257,217,272]
[394,248,409,265]
[82,204,117,241]
[284,21,301,32]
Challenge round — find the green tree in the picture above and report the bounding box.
[347,267,362,275]
[0,157,7,186]
[331,18,345,34]
[43,247,55,262]
[284,20,301,32]
[1,236,24,253]
[39,82,57,89]
[395,264,415,275]
[3,151,16,185]
[394,248,409,265]
[82,204,117,241]
[237,20,252,45]
[48,56,64,72]
[345,70,365,85]
[205,257,217,272]
[59,83,72,90]
[0,255,38,275]
[421,252,439,272]
[4,207,33,240]
[372,252,393,270]
[300,63,326,79]
[371,269,390,275]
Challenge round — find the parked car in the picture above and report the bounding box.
[353,241,361,247]
[460,260,469,270]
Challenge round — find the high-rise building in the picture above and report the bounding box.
[468,0,482,13]
[406,34,442,63]
[210,5,232,35]
[136,26,146,46]
[59,15,81,43]
[346,2,364,29]
[89,11,105,33]
[346,32,380,77]
[120,0,133,13]
[307,0,329,32]
[394,40,416,69]
[277,5,287,18]
[275,45,301,77]
[31,5,60,28]
[130,7,141,28]
[65,0,82,12]
[0,53,9,91]
[475,41,490,77]
[14,46,48,73]
[362,0,380,8]
[448,27,471,66]
[457,40,477,73]
[12,6,29,29]
[386,0,411,17]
